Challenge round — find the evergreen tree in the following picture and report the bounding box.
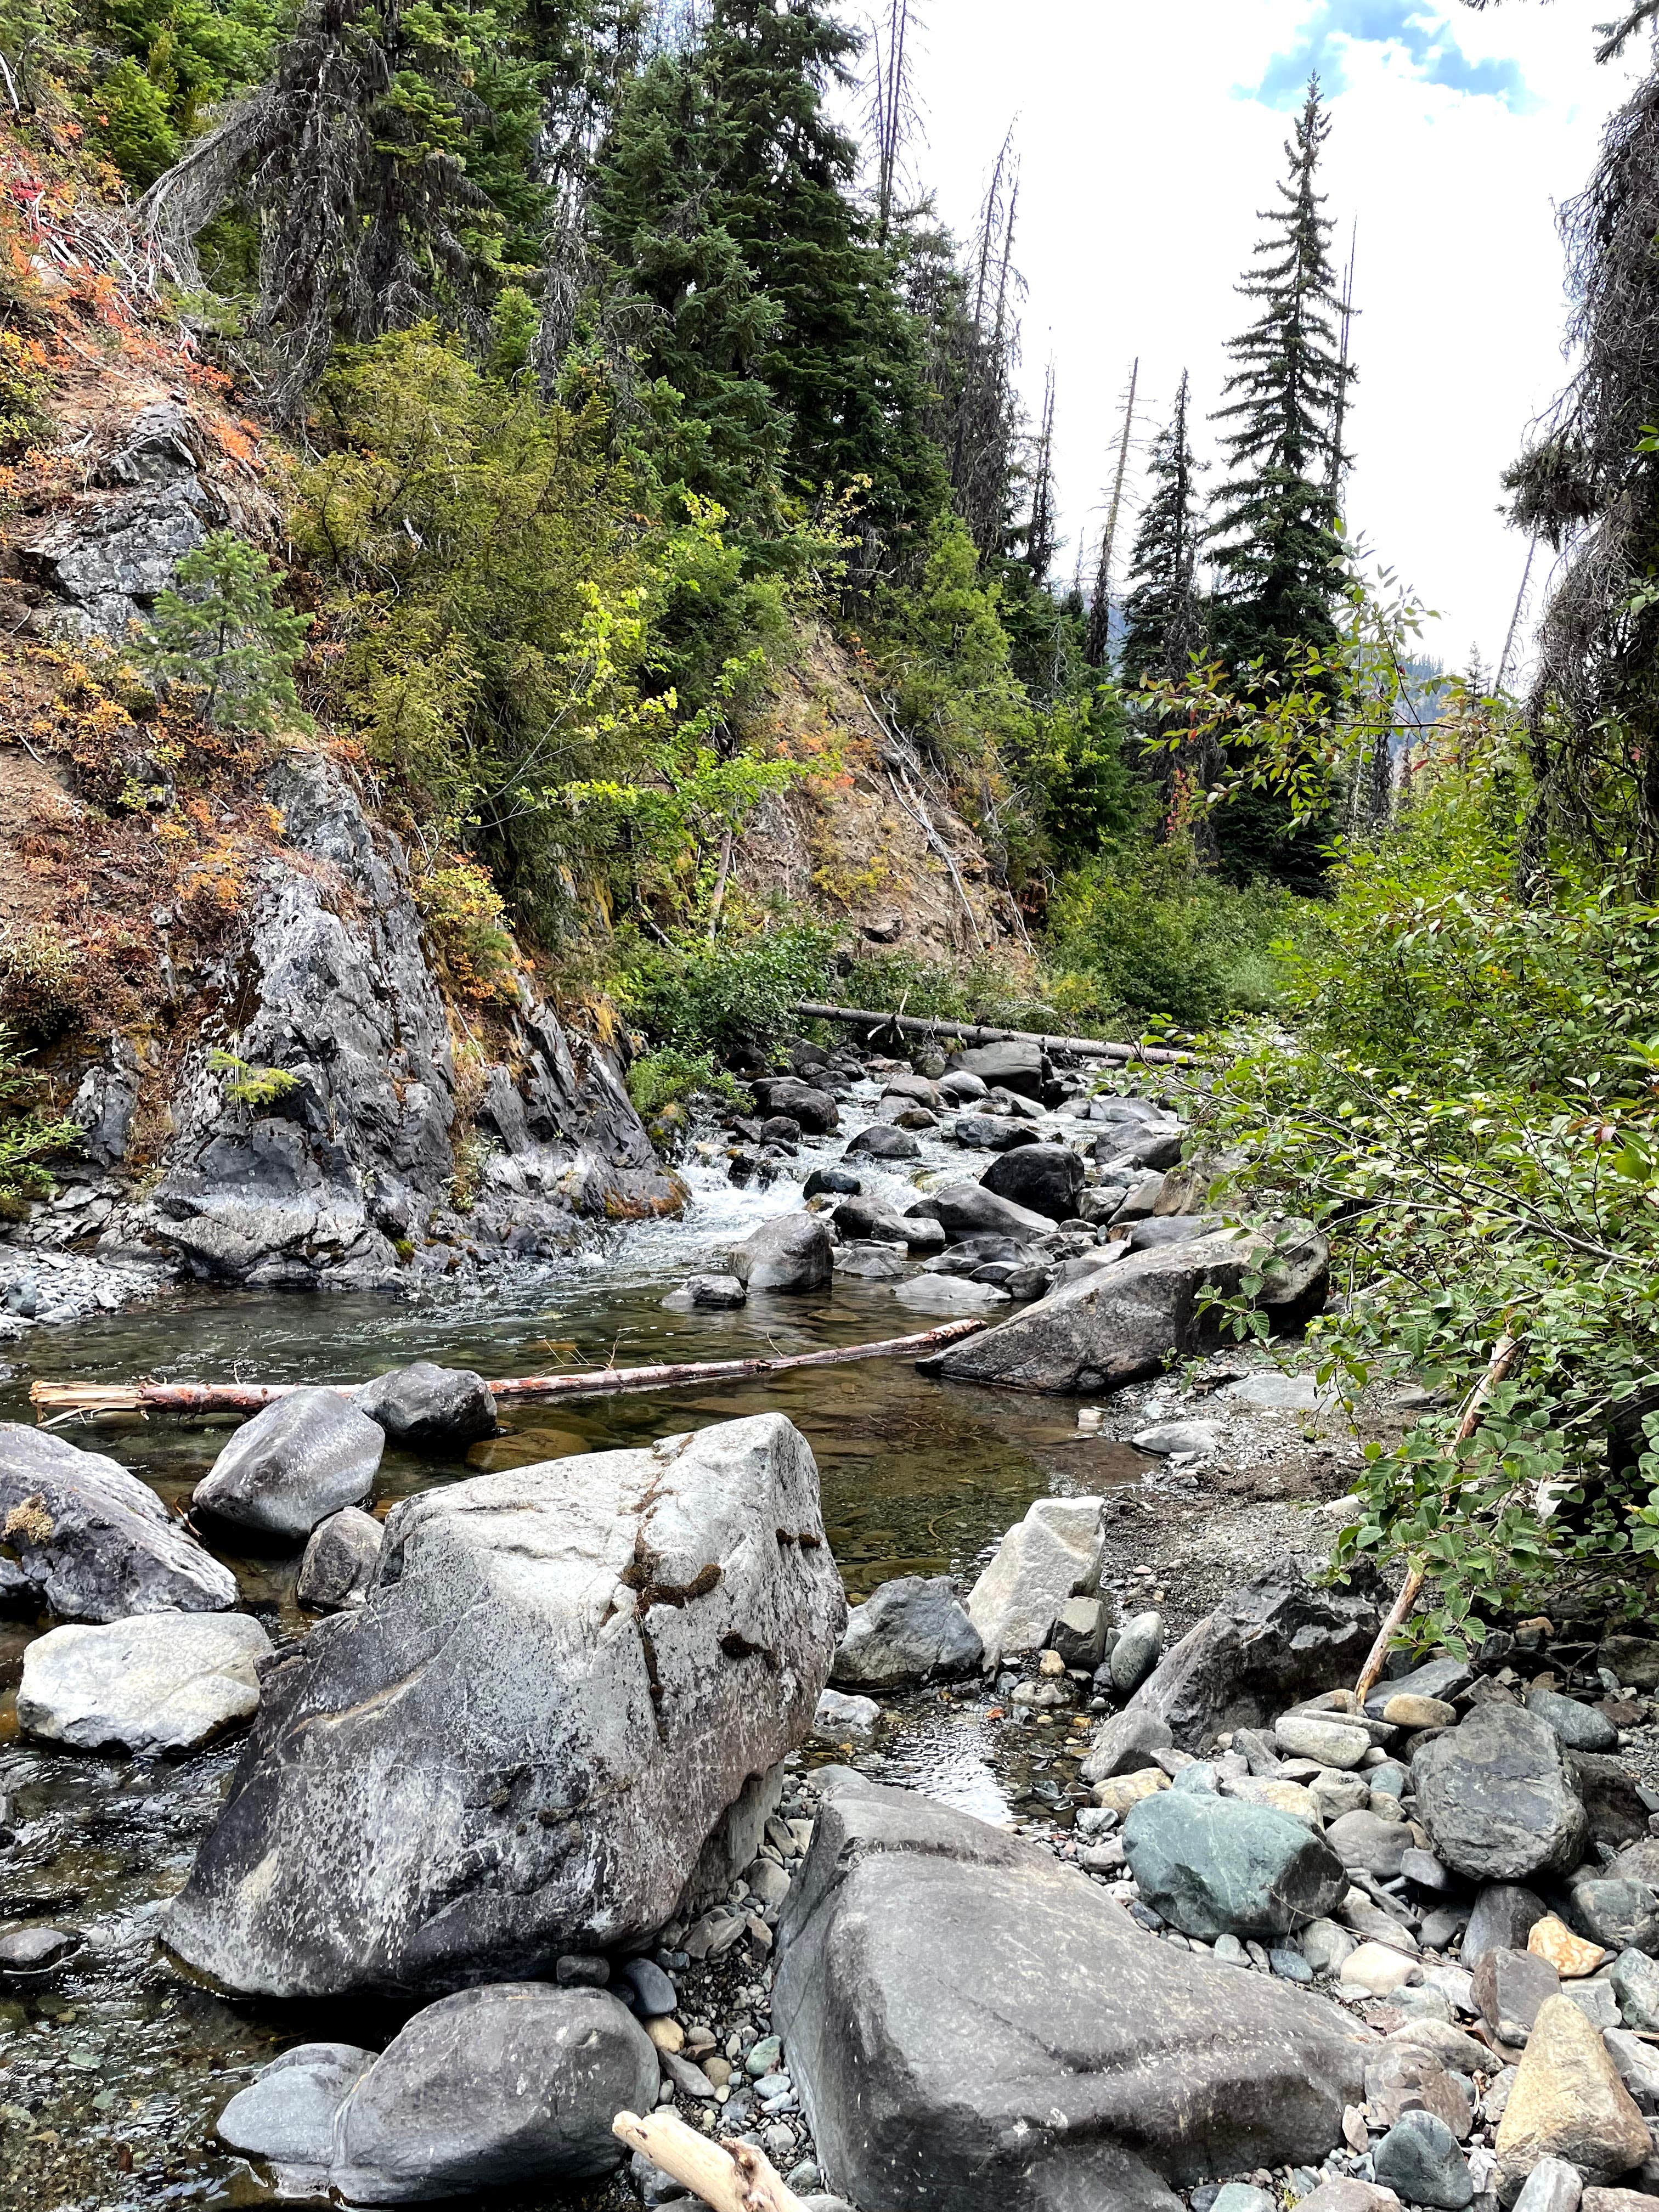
[1121,370,1204,687]
[1209,77,1352,670]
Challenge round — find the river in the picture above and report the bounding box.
[0,1076,1154,2208]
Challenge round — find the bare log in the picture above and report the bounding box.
[794,1001,1192,1066]
[612,2109,805,2212]
[1352,1330,1523,1705]
[29,1317,990,1423]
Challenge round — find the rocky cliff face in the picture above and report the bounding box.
[59,751,682,1289]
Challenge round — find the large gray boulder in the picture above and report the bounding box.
[0,1423,238,1621]
[328,1986,656,2204]
[774,1776,1372,2212]
[17,1609,273,1754]
[752,1077,838,1135]
[967,1496,1104,1668]
[193,1389,383,1541]
[1122,1791,1348,1940]
[832,1577,984,1690]
[163,1414,845,1999]
[830,1198,943,1253]
[353,1364,498,1451]
[905,1182,1053,1245]
[951,1115,1039,1152]
[1414,1706,1590,1883]
[296,1506,384,1611]
[979,1143,1087,1222]
[730,1212,833,1292]
[955,1041,1046,1098]
[1084,1554,1381,1758]
[916,1225,1329,1393]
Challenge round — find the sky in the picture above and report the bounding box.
[884,0,1650,676]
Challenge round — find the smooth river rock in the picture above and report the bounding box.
[1122,1790,1348,1940]
[832,1577,984,1690]
[163,1414,845,1999]
[1414,1706,1591,1884]
[353,1363,498,1451]
[0,1421,237,1621]
[905,1182,1054,1245]
[773,1775,1370,2212]
[979,1143,1086,1222]
[217,2042,377,2171]
[193,1389,383,1541]
[916,1226,1329,1394]
[296,1506,384,1611]
[730,1211,833,1291]
[328,1985,656,2203]
[17,1609,273,1753]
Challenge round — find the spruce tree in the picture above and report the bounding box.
[1209,77,1352,672]
[1121,371,1204,688]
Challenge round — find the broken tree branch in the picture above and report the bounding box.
[1352,1330,1524,1705]
[794,1001,1193,1066]
[612,2109,805,2212]
[29,1317,991,1422]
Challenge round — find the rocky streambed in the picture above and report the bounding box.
[2,1035,1656,2212]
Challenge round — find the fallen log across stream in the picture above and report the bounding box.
[793,999,1194,1065]
[29,1315,991,1421]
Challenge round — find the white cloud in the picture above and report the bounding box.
[896,0,1643,674]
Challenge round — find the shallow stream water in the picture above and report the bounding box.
[0,1081,1156,2209]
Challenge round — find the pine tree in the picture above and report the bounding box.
[1208,77,1353,672]
[1121,371,1204,687]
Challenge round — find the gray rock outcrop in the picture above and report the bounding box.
[163,1414,845,1999]
[917,1225,1330,1393]
[0,1422,238,1621]
[193,1389,383,1541]
[773,1776,1372,2212]
[139,752,681,1288]
[17,1609,273,1753]
[967,1496,1104,1667]
[831,1577,984,1690]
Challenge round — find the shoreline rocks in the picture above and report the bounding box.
[17,1609,273,1753]
[193,1389,384,1541]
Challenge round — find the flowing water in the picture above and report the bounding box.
[0,1080,1155,2209]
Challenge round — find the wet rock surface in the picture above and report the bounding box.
[16,1609,272,1754]
[191,1387,383,1539]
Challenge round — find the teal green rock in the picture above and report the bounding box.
[1122,1790,1347,1940]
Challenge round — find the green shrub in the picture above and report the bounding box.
[627,1046,747,1117]
[206,1048,300,1109]
[618,922,839,1065]
[0,1022,80,1216]
[0,919,84,1042]
[138,533,311,735]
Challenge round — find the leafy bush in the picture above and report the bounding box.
[412,853,518,1003]
[0,918,84,1041]
[1207,753,1659,1646]
[206,1048,300,1109]
[0,1021,79,1216]
[627,1045,747,1117]
[1046,839,1290,1034]
[618,922,839,1065]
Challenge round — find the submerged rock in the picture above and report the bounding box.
[193,1389,384,1541]
[0,1421,238,1621]
[216,2042,376,2171]
[296,1506,385,1612]
[916,1225,1329,1394]
[17,1609,272,1754]
[773,1775,1370,2212]
[831,1577,984,1690]
[163,1414,844,1999]
[353,1363,498,1450]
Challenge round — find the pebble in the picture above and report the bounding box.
[1381,1694,1459,1730]
[554,1952,609,1985]
[1213,1933,1250,1968]
[744,2035,782,2079]
[0,1926,78,1972]
[1092,1767,1169,1816]
[621,1958,679,2016]
[1302,1918,1358,1977]
[647,2018,685,2053]
[1528,1916,1607,1979]
[1340,1942,1423,1996]
[1269,1946,1314,1983]
[1209,2188,1276,2212]
[1527,1685,1619,1754]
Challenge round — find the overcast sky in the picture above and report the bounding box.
[885,0,1648,675]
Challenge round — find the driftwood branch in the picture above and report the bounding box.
[29,1317,990,1421]
[794,1001,1192,1066]
[612,2109,805,2212]
[1353,1330,1524,1705]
